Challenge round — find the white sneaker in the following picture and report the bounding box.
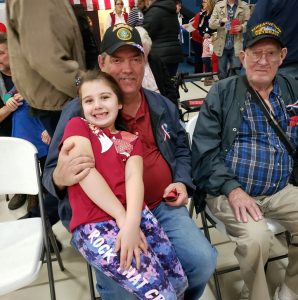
[200,77,205,82]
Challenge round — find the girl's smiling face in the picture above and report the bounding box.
[81,79,122,132]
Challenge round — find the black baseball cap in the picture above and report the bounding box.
[100,23,144,54]
[245,21,284,49]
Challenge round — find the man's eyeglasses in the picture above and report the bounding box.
[247,49,281,63]
[116,3,124,5]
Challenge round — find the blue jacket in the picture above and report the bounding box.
[43,88,194,230]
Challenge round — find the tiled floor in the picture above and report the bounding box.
[0,72,290,300]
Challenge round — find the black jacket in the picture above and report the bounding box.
[148,53,179,106]
[143,0,183,65]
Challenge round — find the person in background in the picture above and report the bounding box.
[72,4,99,70]
[201,34,214,86]
[62,70,188,299]
[0,32,50,211]
[198,0,216,84]
[247,0,298,79]
[127,0,146,27]
[6,0,86,137]
[135,26,179,106]
[176,0,184,45]
[43,24,217,300]
[192,22,298,300]
[142,0,184,77]
[209,0,250,79]
[106,0,128,30]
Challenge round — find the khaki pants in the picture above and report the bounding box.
[206,184,298,300]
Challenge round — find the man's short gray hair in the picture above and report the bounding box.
[135,26,152,55]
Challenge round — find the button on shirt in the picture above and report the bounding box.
[225,81,297,196]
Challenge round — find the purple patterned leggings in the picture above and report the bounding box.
[71,207,188,300]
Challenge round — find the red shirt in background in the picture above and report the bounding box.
[121,92,172,209]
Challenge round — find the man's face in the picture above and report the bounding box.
[99,46,145,100]
[240,39,287,88]
[0,43,10,74]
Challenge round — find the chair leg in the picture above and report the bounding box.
[87,263,101,300]
[46,218,65,271]
[201,211,223,299]
[188,198,195,218]
[285,231,291,246]
[43,231,57,300]
[213,271,222,300]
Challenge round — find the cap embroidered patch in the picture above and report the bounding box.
[245,21,284,49]
[251,22,281,38]
[116,28,132,41]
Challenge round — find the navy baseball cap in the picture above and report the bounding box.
[245,21,284,49]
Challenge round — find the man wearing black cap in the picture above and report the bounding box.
[247,0,298,79]
[192,21,298,300]
[43,24,217,300]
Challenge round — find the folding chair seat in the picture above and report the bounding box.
[185,115,290,300]
[0,137,64,299]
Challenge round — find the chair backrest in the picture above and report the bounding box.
[0,137,39,195]
[185,113,199,146]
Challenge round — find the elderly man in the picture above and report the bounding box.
[192,22,298,300]
[43,24,217,300]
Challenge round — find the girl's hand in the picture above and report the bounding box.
[41,130,51,145]
[13,93,24,102]
[115,224,148,270]
[6,97,22,111]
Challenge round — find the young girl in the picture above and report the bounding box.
[60,71,188,299]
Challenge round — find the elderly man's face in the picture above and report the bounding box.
[99,46,145,100]
[0,43,10,75]
[240,39,287,88]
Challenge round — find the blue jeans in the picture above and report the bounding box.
[218,48,240,79]
[95,202,217,300]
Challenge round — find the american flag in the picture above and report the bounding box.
[69,0,135,11]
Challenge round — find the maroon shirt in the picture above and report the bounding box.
[121,92,172,209]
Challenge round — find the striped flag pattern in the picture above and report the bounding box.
[69,0,135,11]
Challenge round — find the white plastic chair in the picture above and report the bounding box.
[0,137,62,299]
[185,115,289,300]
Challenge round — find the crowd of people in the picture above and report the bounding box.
[1,0,298,299]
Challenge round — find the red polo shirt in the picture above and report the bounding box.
[121,92,172,209]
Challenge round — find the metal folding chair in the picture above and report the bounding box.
[185,115,290,300]
[0,137,64,299]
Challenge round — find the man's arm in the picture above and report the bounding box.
[191,83,241,196]
[6,0,85,99]
[209,4,225,30]
[191,83,262,222]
